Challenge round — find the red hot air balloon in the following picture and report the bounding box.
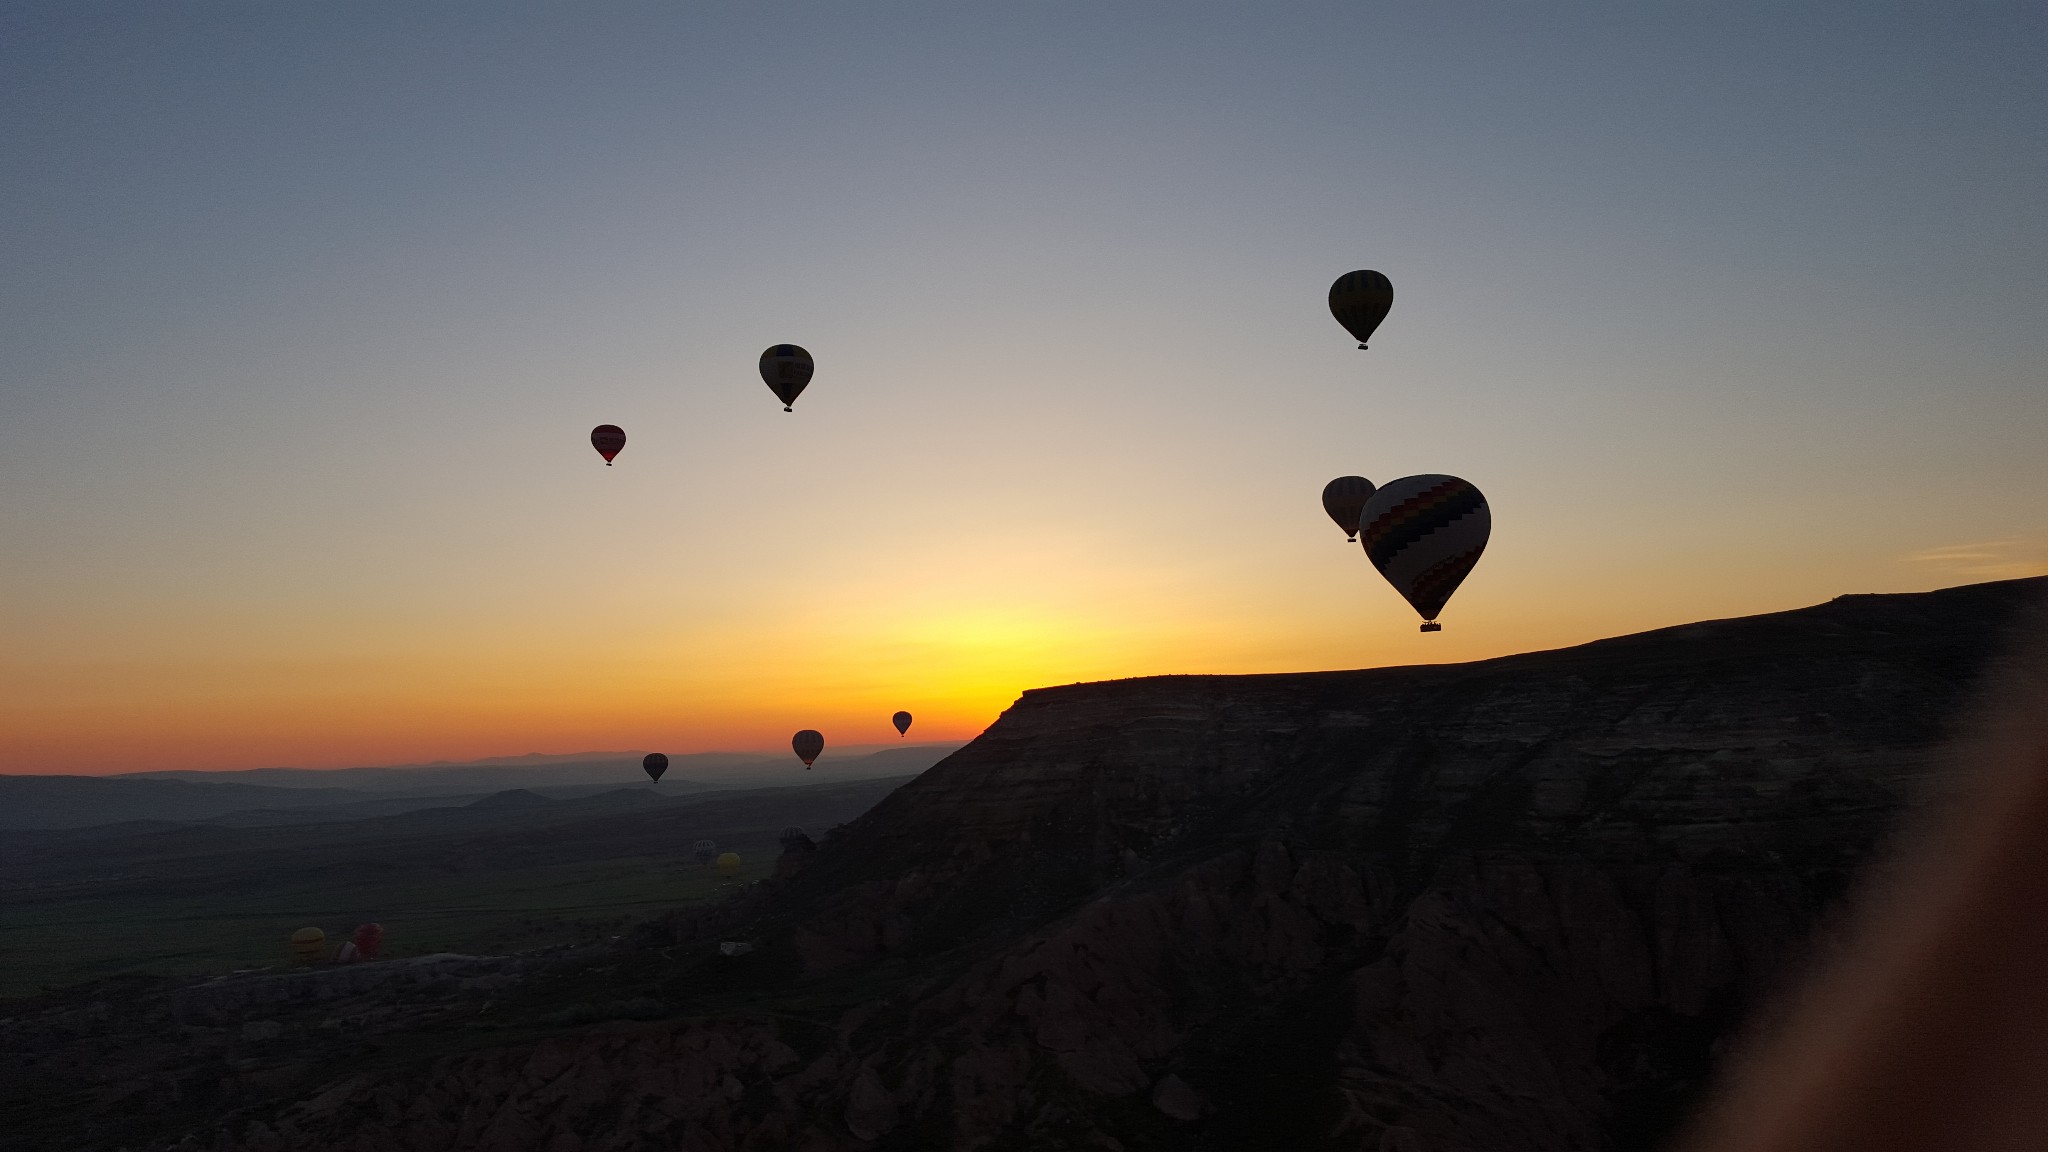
[1356,474,1490,632]
[1321,476,1376,542]
[591,424,626,465]
[792,729,824,768]
[891,711,912,736]
[759,345,815,411]
[642,752,668,782]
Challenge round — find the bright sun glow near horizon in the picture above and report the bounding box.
[4,5,2045,775]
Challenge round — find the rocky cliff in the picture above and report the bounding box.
[11,578,2043,1152]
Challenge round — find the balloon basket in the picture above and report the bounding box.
[1420,622,1441,633]
[1358,344,1369,350]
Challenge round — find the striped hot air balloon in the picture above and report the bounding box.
[759,345,814,411]
[1328,270,1393,349]
[641,752,668,782]
[1321,476,1376,541]
[1357,475,1489,632]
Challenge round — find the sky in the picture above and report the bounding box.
[3,2,2044,775]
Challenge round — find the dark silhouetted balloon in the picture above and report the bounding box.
[792,729,824,768]
[759,345,814,411]
[693,839,717,866]
[1328,270,1393,349]
[1357,474,1490,632]
[891,711,912,736]
[591,424,626,465]
[716,851,742,878]
[779,826,810,851]
[1321,476,1377,542]
[642,752,668,782]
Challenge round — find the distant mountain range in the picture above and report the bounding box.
[0,743,963,830]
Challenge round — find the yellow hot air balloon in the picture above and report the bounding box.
[716,852,743,878]
[289,926,327,965]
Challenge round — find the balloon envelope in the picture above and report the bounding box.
[590,424,626,464]
[779,825,810,850]
[891,711,912,736]
[351,923,384,960]
[289,926,326,962]
[642,752,668,782]
[715,851,743,878]
[792,729,824,767]
[1321,476,1376,541]
[759,345,815,411]
[1328,270,1393,349]
[1357,475,1489,628]
[693,839,718,865]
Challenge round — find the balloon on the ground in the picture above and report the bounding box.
[289,926,326,964]
[642,752,668,782]
[779,826,809,851]
[716,852,742,878]
[891,711,912,736]
[350,923,384,961]
[792,729,824,768]
[1321,476,1377,541]
[693,839,717,866]
[1328,270,1393,349]
[590,424,626,465]
[759,345,814,411]
[1357,474,1489,632]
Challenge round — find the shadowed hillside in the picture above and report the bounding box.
[5,578,2041,1152]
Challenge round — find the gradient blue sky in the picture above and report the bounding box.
[4,2,2044,772]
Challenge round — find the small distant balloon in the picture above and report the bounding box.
[1357,474,1490,632]
[716,851,743,878]
[642,752,668,782]
[792,729,824,768]
[1321,476,1376,542]
[1328,270,1393,349]
[590,424,626,465]
[779,825,810,851]
[350,923,384,961]
[289,926,326,965]
[693,839,718,866]
[891,711,912,736]
[759,345,815,411]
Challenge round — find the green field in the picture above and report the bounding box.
[0,778,902,998]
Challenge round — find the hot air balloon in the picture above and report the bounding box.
[716,851,743,878]
[1357,475,1489,632]
[891,711,912,736]
[289,926,327,965]
[1321,476,1376,542]
[759,345,814,411]
[779,826,810,851]
[1328,270,1393,349]
[337,922,384,964]
[693,839,718,866]
[590,424,626,465]
[792,729,824,768]
[642,752,668,782]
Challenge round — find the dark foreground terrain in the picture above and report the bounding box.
[5,578,2042,1152]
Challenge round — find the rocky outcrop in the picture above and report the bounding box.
[21,578,2043,1152]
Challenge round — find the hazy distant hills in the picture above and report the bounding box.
[0,743,963,830]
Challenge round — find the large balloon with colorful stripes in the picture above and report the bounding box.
[1357,475,1489,631]
[1328,270,1393,349]
[759,344,814,411]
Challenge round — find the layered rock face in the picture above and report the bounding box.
[174,578,2043,1151]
